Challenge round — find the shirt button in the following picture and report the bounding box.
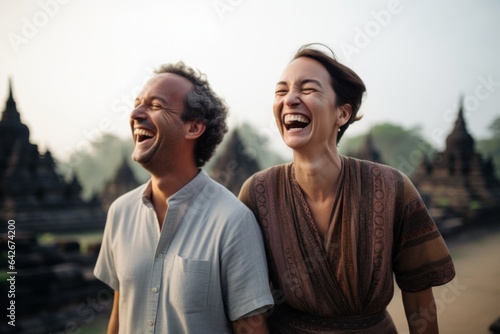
[157,253,164,258]
[152,287,158,293]
[148,320,154,326]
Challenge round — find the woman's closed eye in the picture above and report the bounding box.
[302,87,317,94]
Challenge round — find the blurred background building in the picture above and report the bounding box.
[0,81,109,334]
[411,100,500,234]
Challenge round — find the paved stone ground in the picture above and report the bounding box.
[387,227,500,334]
[77,227,500,334]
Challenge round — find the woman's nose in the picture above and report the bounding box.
[283,90,300,106]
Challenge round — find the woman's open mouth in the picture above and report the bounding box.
[283,114,311,131]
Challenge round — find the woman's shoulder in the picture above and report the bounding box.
[239,163,291,198]
[249,162,292,182]
[342,156,408,183]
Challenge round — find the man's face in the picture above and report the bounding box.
[130,73,194,167]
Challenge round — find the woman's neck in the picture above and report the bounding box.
[293,152,343,203]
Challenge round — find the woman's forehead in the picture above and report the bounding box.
[278,57,330,84]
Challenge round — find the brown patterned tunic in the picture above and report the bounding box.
[239,156,455,333]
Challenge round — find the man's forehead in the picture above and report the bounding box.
[141,72,194,98]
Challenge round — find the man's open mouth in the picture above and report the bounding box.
[283,114,311,131]
[134,128,156,143]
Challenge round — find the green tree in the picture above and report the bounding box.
[58,134,149,200]
[340,123,436,175]
[488,116,500,138]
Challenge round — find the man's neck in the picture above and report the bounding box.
[149,166,200,229]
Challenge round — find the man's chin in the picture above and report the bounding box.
[132,150,153,165]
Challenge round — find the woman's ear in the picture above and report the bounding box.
[185,120,206,140]
[339,104,353,127]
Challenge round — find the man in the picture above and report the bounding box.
[94,62,274,334]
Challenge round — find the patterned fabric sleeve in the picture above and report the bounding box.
[392,172,456,292]
[238,177,256,213]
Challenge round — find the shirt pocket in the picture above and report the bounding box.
[170,255,211,314]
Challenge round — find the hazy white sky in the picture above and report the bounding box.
[1,0,499,161]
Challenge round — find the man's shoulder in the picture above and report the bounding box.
[205,176,249,209]
[197,177,259,226]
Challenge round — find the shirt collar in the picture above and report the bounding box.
[141,169,210,206]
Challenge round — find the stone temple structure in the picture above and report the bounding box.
[411,100,500,227]
[0,80,110,334]
[348,131,384,164]
[210,129,261,196]
[100,157,140,212]
[0,79,106,234]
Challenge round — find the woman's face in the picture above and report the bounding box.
[273,57,348,151]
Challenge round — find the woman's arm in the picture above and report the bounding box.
[232,313,269,334]
[107,291,119,334]
[402,288,438,334]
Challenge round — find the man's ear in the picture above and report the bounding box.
[185,120,206,140]
[338,104,353,127]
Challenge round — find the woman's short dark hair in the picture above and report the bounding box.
[293,44,366,142]
[155,62,228,167]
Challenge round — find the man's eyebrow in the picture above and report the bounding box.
[134,96,169,105]
[149,96,169,105]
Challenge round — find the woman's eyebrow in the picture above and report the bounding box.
[275,79,323,87]
[300,79,323,87]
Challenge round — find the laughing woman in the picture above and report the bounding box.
[239,44,455,334]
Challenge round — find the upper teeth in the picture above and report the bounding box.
[284,114,310,124]
[134,128,155,137]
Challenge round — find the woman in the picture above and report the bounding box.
[239,44,455,333]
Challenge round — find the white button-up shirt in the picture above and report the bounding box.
[94,170,273,333]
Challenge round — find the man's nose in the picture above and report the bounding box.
[130,104,147,121]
